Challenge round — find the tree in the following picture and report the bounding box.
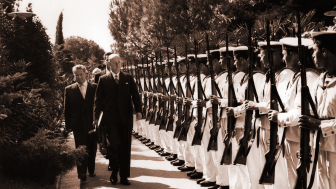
[55,11,64,46]
[63,36,105,72]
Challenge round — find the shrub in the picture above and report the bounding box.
[0,129,87,184]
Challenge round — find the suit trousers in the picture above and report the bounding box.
[106,121,132,178]
[73,132,97,178]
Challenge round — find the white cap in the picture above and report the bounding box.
[280,37,314,47]
[219,46,234,52]
[258,41,282,48]
[311,31,336,38]
[233,46,248,52]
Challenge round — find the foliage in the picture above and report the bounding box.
[108,0,336,60]
[0,129,87,184]
[0,4,55,86]
[63,36,105,73]
[55,11,64,46]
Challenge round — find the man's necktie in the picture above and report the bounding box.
[115,75,119,84]
[79,84,86,99]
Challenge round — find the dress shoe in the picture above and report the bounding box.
[139,137,146,141]
[149,145,159,149]
[170,158,179,164]
[155,147,164,152]
[187,169,197,176]
[145,142,154,146]
[208,184,220,189]
[179,166,195,172]
[110,171,118,185]
[108,165,112,171]
[220,186,230,189]
[141,139,150,144]
[159,152,171,156]
[200,181,216,187]
[120,178,131,185]
[80,176,87,182]
[177,165,185,170]
[190,172,203,179]
[172,159,185,166]
[134,134,142,138]
[89,172,96,177]
[166,154,177,161]
[196,178,205,184]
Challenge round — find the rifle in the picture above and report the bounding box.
[154,53,164,126]
[149,57,159,125]
[221,33,238,164]
[259,20,286,184]
[206,34,221,151]
[178,43,194,141]
[166,46,177,131]
[159,51,169,130]
[192,39,207,146]
[146,57,154,122]
[173,45,186,138]
[141,57,149,119]
[233,27,257,165]
[294,10,319,189]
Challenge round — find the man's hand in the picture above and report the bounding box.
[226,107,234,116]
[244,100,258,110]
[268,110,279,122]
[299,115,321,130]
[161,95,170,101]
[176,97,183,104]
[170,95,177,101]
[196,99,206,107]
[136,112,142,121]
[210,95,219,104]
[183,97,192,106]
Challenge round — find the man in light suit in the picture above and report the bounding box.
[64,65,98,182]
[94,54,142,185]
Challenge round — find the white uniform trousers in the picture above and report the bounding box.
[211,118,230,186]
[159,129,172,153]
[318,150,336,189]
[201,117,217,182]
[181,119,197,167]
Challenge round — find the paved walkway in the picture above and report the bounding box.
[60,134,204,189]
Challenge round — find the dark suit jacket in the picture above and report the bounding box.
[94,71,142,124]
[64,82,97,133]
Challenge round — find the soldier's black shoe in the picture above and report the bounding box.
[172,160,185,166]
[179,166,195,172]
[200,181,216,187]
[159,152,171,156]
[155,147,164,152]
[196,178,205,184]
[139,137,146,141]
[170,158,179,164]
[134,134,142,138]
[187,169,197,176]
[120,178,131,185]
[166,154,177,161]
[190,172,203,179]
[141,139,150,144]
[209,184,220,189]
[145,142,154,146]
[149,145,159,150]
[177,164,185,170]
[220,186,229,189]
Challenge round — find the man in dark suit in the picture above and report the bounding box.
[94,54,142,185]
[64,65,98,181]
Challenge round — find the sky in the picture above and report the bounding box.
[19,0,115,52]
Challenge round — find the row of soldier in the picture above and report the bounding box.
[123,30,336,189]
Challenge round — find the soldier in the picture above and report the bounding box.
[267,37,319,189]
[178,55,198,172]
[226,46,265,189]
[187,54,209,180]
[245,41,294,189]
[299,31,336,189]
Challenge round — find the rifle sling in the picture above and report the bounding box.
[308,130,320,189]
[214,82,223,98]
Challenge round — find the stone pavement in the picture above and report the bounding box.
[60,134,204,189]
